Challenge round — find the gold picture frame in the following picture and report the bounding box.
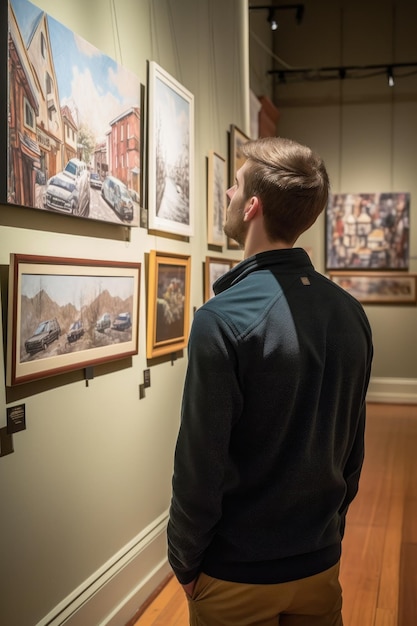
[146,250,191,358]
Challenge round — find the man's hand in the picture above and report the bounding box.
[182,578,197,598]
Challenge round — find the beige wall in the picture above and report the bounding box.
[0,1,246,625]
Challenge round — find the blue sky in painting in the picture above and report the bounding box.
[10,0,140,142]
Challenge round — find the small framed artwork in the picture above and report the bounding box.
[229,124,250,185]
[326,192,410,271]
[228,125,250,249]
[4,0,142,226]
[204,256,236,301]
[207,151,227,247]
[147,61,194,237]
[146,250,191,359]
[329,272,417,305]
[6,254,141,386]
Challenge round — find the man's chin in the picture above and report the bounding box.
[224,229,242,248]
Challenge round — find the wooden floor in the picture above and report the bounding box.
[131,403,417,626]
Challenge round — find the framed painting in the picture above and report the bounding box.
[2,0,142,226]
[147,61,194,237]
[326,192,410,271]
[204,256,236,301]
[6,254,141,386]
[329,272,417,305]
[146,250,191,359]
[229,124,250,185]
[207,150,227,247]
[227,124,250,249]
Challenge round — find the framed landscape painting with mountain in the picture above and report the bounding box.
[6,254,141,385]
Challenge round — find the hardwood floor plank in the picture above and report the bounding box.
[340,523,385,625]
[374,608,397,626]
[398,543,417,626]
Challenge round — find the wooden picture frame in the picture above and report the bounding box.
[146,250,191,358]
[204,256,236,301]
[326,192,410,270]
[329,272,417,305]
[227,124,250,249]
[207,151,227,247]
[147,61,194,237]
[6,254,141,386]
[3,0,142,226]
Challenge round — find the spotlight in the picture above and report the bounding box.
[387,67,394,87]
[268,8,278,30]
[249,5,304,29]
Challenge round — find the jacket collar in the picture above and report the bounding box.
[213,248,314,295]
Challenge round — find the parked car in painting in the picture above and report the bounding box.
[128,188,140,203]
[96,313,111,332]
[67,320,84,343]
[90,172,102,190]
[101,176,134,221]
[44,158,90,217]
[64,158,88,180]
[25,318,61,355]
[112,312,132,331]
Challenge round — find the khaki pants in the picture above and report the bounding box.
[187,562,343,626]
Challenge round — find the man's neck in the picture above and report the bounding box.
[243,239,293,259]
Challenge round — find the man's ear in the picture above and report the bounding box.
[243,196,261,221]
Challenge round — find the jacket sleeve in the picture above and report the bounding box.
[338,336,373,537]
[167,308,242,584]
[338,400,366,538]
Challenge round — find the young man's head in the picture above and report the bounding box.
[225,137,330,248]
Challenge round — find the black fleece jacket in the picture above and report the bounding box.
[167,248,373,585]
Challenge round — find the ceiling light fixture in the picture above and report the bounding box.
[268,61,417,86]
[387,66,395,87]
[268,8,279,31]
[249,4,305,30]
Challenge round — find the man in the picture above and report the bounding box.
[167,136,373,625]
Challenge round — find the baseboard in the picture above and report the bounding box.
[367,377,417,405]
[36,511,171,626]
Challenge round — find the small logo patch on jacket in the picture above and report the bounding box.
[301,276,310,286]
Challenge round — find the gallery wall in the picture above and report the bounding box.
[0,1,247,625]
[1,0,417,625]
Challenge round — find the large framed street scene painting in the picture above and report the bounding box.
[147,61,194,237]
[6,254,141,385]
[326,192,410,270]
[2,0,142,226]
